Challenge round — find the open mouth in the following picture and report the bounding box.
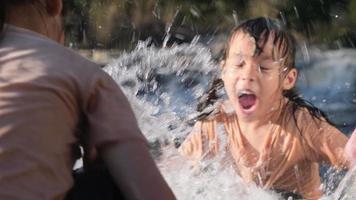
[238,90,257,110]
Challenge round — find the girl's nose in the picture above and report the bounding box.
[241,63,257,82]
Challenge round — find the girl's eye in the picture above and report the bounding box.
[260,65,268,70]
[234,61,244,68]
[257,64,270,72]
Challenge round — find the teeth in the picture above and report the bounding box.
[238,90,253,98]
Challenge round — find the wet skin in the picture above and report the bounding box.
[221,31,297,124]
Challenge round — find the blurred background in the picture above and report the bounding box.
[62,0,356,50]
[63,1,355,197]
[62,0,356,133]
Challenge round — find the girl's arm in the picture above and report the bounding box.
[299,110,349,168]
[179,120,219,162]
[345,129,356,167]
[179,121,205,159]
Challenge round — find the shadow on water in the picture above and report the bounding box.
[103,40,356,200]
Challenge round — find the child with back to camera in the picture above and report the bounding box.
[179,17,355,200]
[0,1,176,199]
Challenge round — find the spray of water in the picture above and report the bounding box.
[103,40,356,200]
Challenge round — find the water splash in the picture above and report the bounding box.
[103,40,282,199]
[321,168,356,200]
[163,8,181,48]
[104,40,217,142]
[104,40,356,199]
[293,6,300,19]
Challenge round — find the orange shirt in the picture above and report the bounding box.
[179,102,349,200]
[0,25,146,200]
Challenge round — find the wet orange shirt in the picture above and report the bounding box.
[179,102,349,200]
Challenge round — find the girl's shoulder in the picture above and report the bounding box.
[284,101,337,137]
[292,104,326,126]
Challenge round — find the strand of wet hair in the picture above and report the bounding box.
[283,89,335,136]
[186,77,224,124]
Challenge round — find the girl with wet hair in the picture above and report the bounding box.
[0,1,176,200]
[180,17,354,200]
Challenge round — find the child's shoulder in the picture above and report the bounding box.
[295,103,326,123]
[284,101,332,133]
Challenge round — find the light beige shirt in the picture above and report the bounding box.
[180,102,349,200]
[0,25,146,200]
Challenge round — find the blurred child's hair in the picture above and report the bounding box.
[0,0,33,34]
[196,17,332,131]
[0,1,6,33]
[0,0,69,35]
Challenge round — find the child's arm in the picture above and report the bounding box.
[179,121,205,160]
[299,111,350,168]
[307,123,349,168]
[179,120,219,162]
[345,128,356,167]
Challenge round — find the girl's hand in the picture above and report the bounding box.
[345,128,356,167]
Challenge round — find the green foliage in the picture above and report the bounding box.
[63,0,356,49]
[349,0,356,22]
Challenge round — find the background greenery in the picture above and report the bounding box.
[62,0,356,50]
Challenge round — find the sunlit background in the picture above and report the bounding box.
[64,1,356,199]
[63,0,356,132]
[63,0,356,49]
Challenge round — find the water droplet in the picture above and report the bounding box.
[293,6,300,18]
[311,96,317,101]
[347,37,355,48]
[152,1,161,19]
[345,82,351,88]
[301,42,310,62]
[322,99,327,103]
[232,10,239,26]
[190,7,200,18]
[279,11,287,25]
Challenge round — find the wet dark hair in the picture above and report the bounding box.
[196,17,332,128]
[0,0,33,34]
[0,0,69,35]
[0,1,6,33]
[0,0,70,47]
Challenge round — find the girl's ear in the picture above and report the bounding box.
[220,60,227,81]
[45,0,62,17]
[220,60,225,69]
[283,68,298,90]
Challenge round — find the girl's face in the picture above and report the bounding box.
[221,31,297,122]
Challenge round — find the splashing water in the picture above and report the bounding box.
[103,40,356,199]
[104,39,217,141]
